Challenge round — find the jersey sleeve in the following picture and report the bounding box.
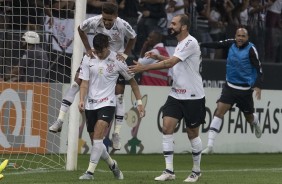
[120,18,136,39]
[79,55,90,80]
[173,39,198,61]
[249,46,263,88]
[116,58,134,80]
[79,16,98,33]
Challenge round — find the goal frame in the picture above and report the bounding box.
[66,0,86,171]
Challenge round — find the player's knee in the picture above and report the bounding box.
[162,126,173,135]
[214,112,224,119]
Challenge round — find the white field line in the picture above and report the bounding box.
[4,167,282,176]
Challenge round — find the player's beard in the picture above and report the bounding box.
[168,27,181,37]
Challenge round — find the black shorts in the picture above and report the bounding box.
[218,83,254,114]
[85,106,115,133]
[162,96,206,128]
[116,74,125,85]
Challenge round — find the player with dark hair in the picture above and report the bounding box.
[129,14,205,182]
[49,2,136,150]
[78,33,144,180]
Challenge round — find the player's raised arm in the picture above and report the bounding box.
[78,25,94,58]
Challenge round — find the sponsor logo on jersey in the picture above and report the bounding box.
[88,97,109,104]
[172,87,187,94]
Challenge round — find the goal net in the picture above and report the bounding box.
[0,0,83,171]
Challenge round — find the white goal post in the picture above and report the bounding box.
[67,0,86,171]
[0,0,86,171]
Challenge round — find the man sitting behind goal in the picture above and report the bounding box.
[5,31,49,82]
[78,33,144,180]
[49,2,136,150]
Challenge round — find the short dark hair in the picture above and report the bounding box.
[178,14,191,30]
[93,33,109,51]
[102,2,118,15]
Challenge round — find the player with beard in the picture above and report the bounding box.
[128,14,205,182]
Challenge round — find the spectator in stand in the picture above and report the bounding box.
[44,0,75,27]
[134,0,167,55]
[209,0,229,59]
[0,0,11,29]
[138,30,170,86]
[5,31,49,82]
[44,0,75,83]
[166,0,188,26]
[195,0,215,59]
[117,0,140,32]
[248,0,273,61]
[239,0,250,28]
[86,0,116,18]
[264,0,282,63]
[7,0,45,31]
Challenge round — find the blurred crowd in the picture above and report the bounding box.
[0,0,281,83]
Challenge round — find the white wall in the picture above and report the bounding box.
[61,86,282,154]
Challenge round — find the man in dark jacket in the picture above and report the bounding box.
[6,31,49,82]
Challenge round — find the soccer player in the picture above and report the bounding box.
[49,2,136,150]
[78,33,144,180]
[128,14,205,182]
[200,27,263,154]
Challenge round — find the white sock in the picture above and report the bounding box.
[57,111,66,122]
[86,162,97,174]
[163,134,174,172]
[252,113,259,125]
[100,144,114,167]
[88,139,103,173]
[58,82,80,121]
[114,94,124,134]
[190,136,202,173]
[207,116,222,147]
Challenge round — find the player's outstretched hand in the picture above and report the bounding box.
[128,60,145,74]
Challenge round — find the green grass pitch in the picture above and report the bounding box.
[1,153,282,184]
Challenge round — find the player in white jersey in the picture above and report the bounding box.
[49,2,136,150]
[78,33,144,180]
[128,14,205,183]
